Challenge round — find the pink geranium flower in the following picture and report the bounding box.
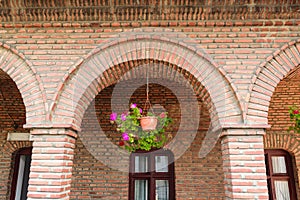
[121,113,127,121]
[130,103,137,109]
[122,132,130,141]
[110,112,117,121]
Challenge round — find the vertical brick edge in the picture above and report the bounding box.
[27,129,76,200]
[221,129,268,199]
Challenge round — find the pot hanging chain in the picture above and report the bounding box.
[143,67,155,115]
[146,66,149,102]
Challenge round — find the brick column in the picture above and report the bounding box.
[27,128,77,200]
[221,129,268,200]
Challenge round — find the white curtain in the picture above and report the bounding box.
[155,156,168,172]
[156,180,169,200]
[274,180,290,200]
[135,156,148,173]
[135,180,148,200]
[272,156,287,173]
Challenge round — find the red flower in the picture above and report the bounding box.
[293,110,299,114]
[119,141,125,146]
[159,112,166,118]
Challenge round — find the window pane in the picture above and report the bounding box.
[15,155,26,200]
[155,156,168,172]
[15,154,31,200]
[274,180,290,200]
[135,180,148,200]
[135,156,148,173]
[20,155,31,200]
[272,156,287,173]
[156,180,169,200]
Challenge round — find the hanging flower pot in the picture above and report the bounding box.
[110,103,172,152]
[140,116,158,131]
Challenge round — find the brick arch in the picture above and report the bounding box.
[53,33,242,130]
[264,133,300,186]
[0,141,33,157]
[0,45,47,126]
[88,59,217,129]
[248,39,300,125]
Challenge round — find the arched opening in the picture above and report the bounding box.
[70,60,225,199]
[52,34,242,130]
[265,66,300,198]
[0,69,31,199]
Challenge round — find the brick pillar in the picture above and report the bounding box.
[27,128,77,200]
[221,129,268,200]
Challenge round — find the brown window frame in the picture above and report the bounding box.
[129,149,175,200]
[10,147,32,200]
[264,149,297,200]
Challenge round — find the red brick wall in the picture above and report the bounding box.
[0,21,299,129]
[71,83,225,199]
[0,70,26,132]
[267,67,300,132]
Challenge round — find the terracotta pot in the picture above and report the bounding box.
[140,116,158,131]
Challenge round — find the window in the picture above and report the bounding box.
[265,149,297,200]
[10,147,32,200]
[129,149,175,200]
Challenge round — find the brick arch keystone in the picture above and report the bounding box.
[53,31,242,131]
[0,45,47,126]
[249,39,300,125]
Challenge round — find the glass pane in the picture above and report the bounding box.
[15,155,26,200]
[16,154,31,200]
[20,155,31,200]
[155,156,168,172]
[272,156,287,173]
[274,180,290,200]
[156,180,169,200]
[135,180,148,200]
[135,156,148,173]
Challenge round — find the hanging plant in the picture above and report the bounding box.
[110,103,172,152]
[288,105,300,133]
